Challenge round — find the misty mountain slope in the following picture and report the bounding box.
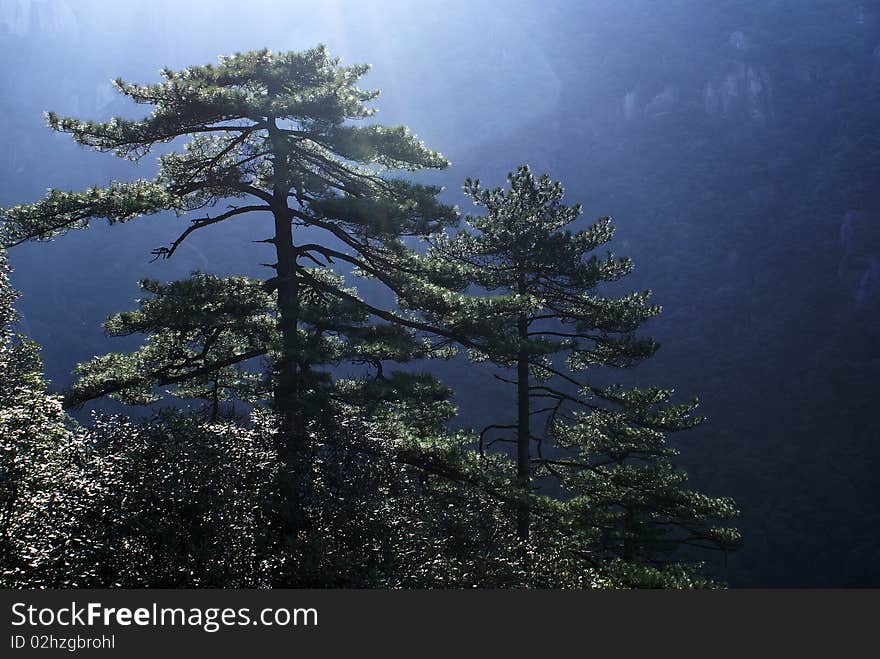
[450,0,880,586]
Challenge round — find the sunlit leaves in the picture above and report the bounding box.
[0,251,97,587]
[324,125,448,171]
[0,181,173,248]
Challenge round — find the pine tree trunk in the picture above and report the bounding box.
[268,115,306,565]
[271,202,300,437]
[516,311,531,542]
[267,116,302,443]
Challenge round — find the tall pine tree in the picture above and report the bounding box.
[0,46,455,423]
[0,47,462,552]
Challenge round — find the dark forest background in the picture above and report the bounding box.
[1,0,878,586]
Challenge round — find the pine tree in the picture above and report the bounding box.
[0,45,455,421]
[0,47,461,555]
[421,166,739,580]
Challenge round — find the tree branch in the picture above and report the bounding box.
[151,204,271,260]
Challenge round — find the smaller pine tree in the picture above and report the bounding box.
[412,165,739,584]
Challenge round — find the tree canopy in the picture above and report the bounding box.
[0,47,738,588]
